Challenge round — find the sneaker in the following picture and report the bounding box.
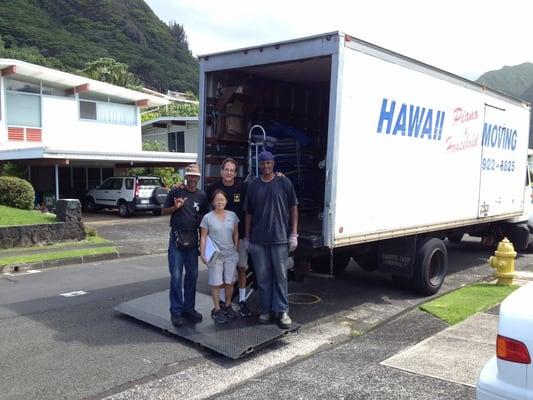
[221,303,238,319]
[182,309,203,323]
[211,308,229,324]
[258,312,271,324]
[238,301,252,317]
[278,312,292,329]
[170,314,184,327]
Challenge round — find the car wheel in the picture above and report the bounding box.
[412,238,448,295]
[118,201,130,218]
[86,197,97,213]
[152,187,169,206]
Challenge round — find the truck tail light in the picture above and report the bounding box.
[135,180,140,197]
[497,335,531,364]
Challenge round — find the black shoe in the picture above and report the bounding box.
[278,312,292,329]
[211,308,229,324]
[182,309,203,323]
[221,303,238,319]
[170,314,184,327]
[258,312,271,324]
[239,301,252,317]
[219,300,226,308]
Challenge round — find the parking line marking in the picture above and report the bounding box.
[59,291,88,297]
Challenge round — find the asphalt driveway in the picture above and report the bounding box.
[83,211,170,257]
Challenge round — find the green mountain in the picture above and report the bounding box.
[0,0,198,93]
[476,62,533,147]
[476,63,533,99]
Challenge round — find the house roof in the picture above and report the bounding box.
[0,59,169,108]
[0,146,197,166]
[141,116,198,127]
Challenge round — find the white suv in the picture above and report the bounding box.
[85,176,168,217]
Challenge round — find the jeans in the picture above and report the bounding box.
[168,234,199,316]
[248,243,289,313]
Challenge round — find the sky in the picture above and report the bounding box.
[144,0,533,81]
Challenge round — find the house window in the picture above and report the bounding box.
[5,78,42,127]
[80,101,97,120]
[167,131,184,152]
[79,99,136,125]
[6,92,41,127]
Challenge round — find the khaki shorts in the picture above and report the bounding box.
[207,251,238,286]
[237,239,249,269]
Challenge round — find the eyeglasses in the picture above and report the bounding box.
[222,168,236,173]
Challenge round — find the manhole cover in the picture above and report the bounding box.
[288,293,321,305]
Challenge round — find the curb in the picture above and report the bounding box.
[1,251,120,273]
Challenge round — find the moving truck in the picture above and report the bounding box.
[197,31,531,295]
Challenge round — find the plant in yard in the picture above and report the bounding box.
[85,227,97,237]
[0,177,35,210]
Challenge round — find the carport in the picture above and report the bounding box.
[0,147,197,206]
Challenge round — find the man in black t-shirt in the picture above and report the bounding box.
[244,151,299,329]
[163,163,208,327]
[205,157,252,317]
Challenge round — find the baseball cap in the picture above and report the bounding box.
[185,163,201,176]
[258,151,274,162]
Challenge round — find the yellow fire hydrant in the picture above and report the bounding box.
[488,237,516,285]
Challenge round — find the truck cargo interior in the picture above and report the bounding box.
[203,56,332,242]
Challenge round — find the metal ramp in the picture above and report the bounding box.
[114,291,300,359]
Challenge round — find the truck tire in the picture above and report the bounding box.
[152,187,168,206]
[412,238,448,295]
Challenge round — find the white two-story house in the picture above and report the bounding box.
[0,59,197,205]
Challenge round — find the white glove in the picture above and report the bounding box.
[288,233,298,252]
[242,238,250,251]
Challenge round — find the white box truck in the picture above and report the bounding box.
[198,31,531,295]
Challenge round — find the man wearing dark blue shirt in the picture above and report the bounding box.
[163,163,208,327]
[244,151,299,328]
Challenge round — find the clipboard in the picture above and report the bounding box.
[205,236,220,262]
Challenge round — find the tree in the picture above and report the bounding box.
[168,21,189,49]
[132,141,182,187]
[141,102,199,123]
[80,57,142,90]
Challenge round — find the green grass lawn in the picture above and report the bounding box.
[0,235,112,255]
[0,246,117,266]
[0,205,57,227]
[420,283,518,325]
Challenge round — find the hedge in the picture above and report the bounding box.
[0,176,35,210]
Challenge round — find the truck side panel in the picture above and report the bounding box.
[332,44,530,246]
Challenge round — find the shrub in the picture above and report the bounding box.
[85,226,97,237]
[0,176,35,210]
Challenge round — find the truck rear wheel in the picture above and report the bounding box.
[412,238,448,295]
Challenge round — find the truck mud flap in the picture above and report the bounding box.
[114,291,300,359]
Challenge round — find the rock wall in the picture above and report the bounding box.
[0,199,85,249]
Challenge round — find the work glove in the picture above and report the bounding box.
[288,233,298,252]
